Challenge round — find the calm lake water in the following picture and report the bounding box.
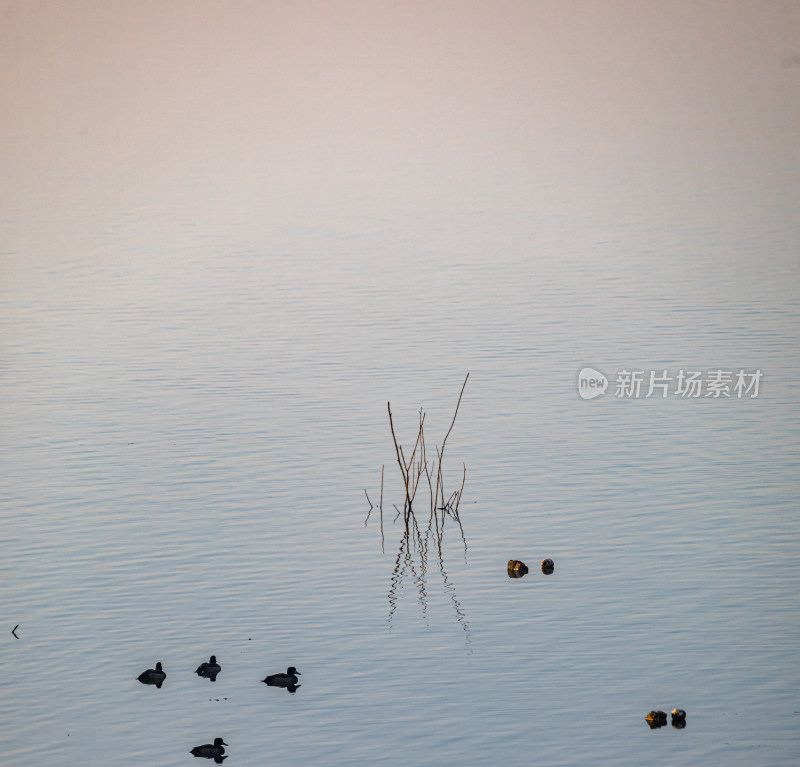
[2,2,799,765]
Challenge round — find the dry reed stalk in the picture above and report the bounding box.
[454,462,466,515]
[434,372,469,510]
[387,402,408,508]
[379,464,385,552]
[434,446,444,510]
[376,375,469,560]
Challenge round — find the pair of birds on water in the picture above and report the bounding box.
[137,658,302,689]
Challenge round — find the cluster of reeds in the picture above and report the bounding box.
[365,373,469,553]
[364,374,471,638]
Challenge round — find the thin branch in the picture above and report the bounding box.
[440,373,469,457]
[434,445,444,511]
[454,463,468,552]
[407,410,425,476]
[364,488,373,525]
[436,373,469,508]
[387,402,407,487]
[421,422,435,514]
[454,462,466,516]
[379,464,385,553]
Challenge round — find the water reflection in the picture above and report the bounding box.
[671,709,687,729]
[386,514,470,642]
[367,377,471,641]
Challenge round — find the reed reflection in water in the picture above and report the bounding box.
[365,377,471,641]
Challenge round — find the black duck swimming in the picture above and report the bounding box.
[190,737,227,761]
[195,655,221,680]
[262,666,301,687]
[137,661,166,688]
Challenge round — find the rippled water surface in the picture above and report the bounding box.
[2,2,799,765]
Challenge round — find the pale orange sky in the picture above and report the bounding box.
[1,0,798,251]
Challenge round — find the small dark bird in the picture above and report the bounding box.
[541,558,555,575]
[137,662,166,688]
[195,655,221,680]
[263,666,301,687]
[671,708,686,728]
[507,559,529,577]
[190,737,228,761]
[645,710,668,728]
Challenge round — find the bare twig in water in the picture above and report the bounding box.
[11,624,19,638]
[455,462,466,515]
[364,488,374,526]
[443,373,469,450]
[453,462,468,553]
[387,402,410,511]
[372,375,471,640]
[379,464,385,553]
[434,372,469,510]
[381,374,470,528]
[406,410,425,504]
